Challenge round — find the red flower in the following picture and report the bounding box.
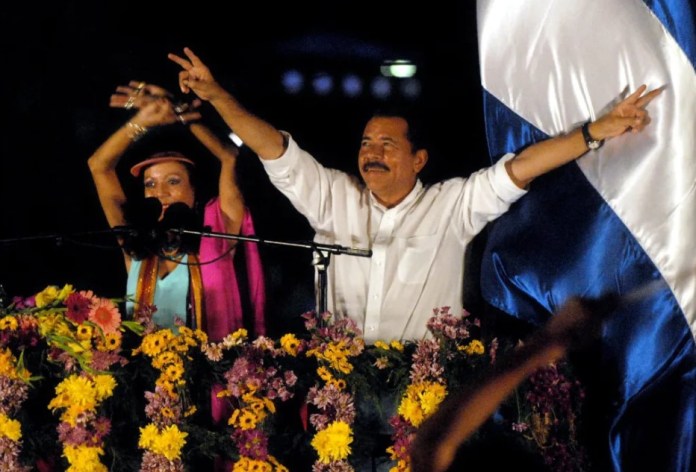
[65,292,91,324]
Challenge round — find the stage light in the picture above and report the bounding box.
[281,70,304,94]
[380,60,417,78]
[312,73,334,95]
[400,78,421,99]
[341,74,363,97]
[370,76,391,99]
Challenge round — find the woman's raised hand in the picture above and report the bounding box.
[111,81,202,126]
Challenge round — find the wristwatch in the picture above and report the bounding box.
[581,121,603,150]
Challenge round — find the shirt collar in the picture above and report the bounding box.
[369,179,423,212]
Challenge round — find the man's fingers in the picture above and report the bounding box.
[625,84,648,104]
[636,87,663,108]
[183,47,202,66]
[168,53,192,70]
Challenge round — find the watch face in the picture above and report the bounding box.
[588,140,600,150]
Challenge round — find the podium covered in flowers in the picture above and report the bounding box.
[0,285,588,471]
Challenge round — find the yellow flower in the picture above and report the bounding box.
[329,378,347,391]
[268,455,289,472]
[57,284,75,302]
[280,333,300,356]
[0,349,19,380]
[0,413,22,441]
[76,324,93,341]
[138,424,159,449]
[238,409,259,430]
[317,366,333,382]
[63,445,106,472]
[228,408,241,426]
[193,329,208,344]
[233,457,274,472]
[374,340,390,350]
[50,375,97,411]
[164,363,184,382]
[0,316,18,331]
[152,351,180,369]
[462,339,485,356]
[390,340,404,352]
[155,424,188,461]
[418,383,447,416]
[140,332,167,357]
[92,374,116,401]
[311,420,353,464]
[100,332,122,352]
[397,396,424,426]
[35,286,60,307]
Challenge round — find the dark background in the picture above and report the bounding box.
[0,1,491,328]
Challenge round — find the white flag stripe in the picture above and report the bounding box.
[478,0,696,334]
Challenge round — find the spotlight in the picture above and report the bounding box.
[312,73,334,95]
[400,78,421,99]
[370,76,392,99]
[380,60,417,78]
[341,74,363,97]
[281,70,304,94]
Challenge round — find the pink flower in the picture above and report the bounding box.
[88,298,121,334]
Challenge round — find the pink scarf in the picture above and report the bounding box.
[199,198,266,341]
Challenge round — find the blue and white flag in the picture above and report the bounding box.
[476,0,696,470]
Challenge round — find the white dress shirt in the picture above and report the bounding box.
[262,134,526,342]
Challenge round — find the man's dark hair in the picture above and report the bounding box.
[370,106,427,153]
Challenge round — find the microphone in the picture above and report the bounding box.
[120,197,166,257]
[159,202,202,253]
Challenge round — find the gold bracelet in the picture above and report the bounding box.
[126,121,148,141]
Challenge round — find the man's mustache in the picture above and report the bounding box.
[362,161,390,172]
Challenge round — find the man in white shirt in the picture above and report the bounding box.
[168,47,660,342]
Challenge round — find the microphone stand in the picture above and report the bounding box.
[0,228,136,246]
[174,228,372,314]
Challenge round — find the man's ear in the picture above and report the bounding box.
[414,149,429,173]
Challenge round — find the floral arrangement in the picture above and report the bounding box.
[0,345,31,471]
[2,284,138,471]
[303,311,365,471]
[134,325,207,471]
[385,308,487,471]
[0,285,589,471]
[513,362,589,471]
[208,328,298,471]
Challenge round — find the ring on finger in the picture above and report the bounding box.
[177,114,186,125]
[124,96,136,110]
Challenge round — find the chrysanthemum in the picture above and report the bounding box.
[88,299,121,334]
[0,413,22,441]
[62,444,106,472]
[153,424,187,461]
[92,374,116,401]
[310,420,353,464]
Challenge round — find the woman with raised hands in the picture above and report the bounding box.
[88,81,266,340]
